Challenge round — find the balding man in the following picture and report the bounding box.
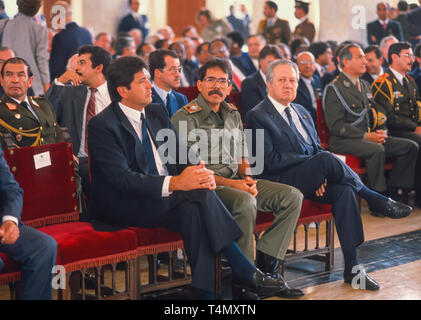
[49,0,93,81]
[293,51,322,128]
[94,32,113,53]
[380,35,398,67]
[367,2,403,45]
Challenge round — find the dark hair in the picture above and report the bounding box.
[17,0,41,17]
[95,32,109,41]
[388,41,412,64]
[259,45,283,61]
[309,42,330,59]
[0,0,5,10]
[149,49,179,80]
[115,36,134,56]
[265,1,278,12]
[415,44,421,58]
[397,0,408,11]
[364,45,382,59]
[155,39,169,49]
[107,56,148,103]
[227,31,244,48]
[339,43,362,68]
[1,57,33,78]
[210,38,230,50]
[196,42,210,55]
[197,8,213,22]
[198,58,232,82]
[78,45,112,76]
[290,37,310,57]
[0,46,13,54]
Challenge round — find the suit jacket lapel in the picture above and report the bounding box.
[298,78,312,105]
[73,87,88,142]
[290,104,318,147]
[263,98,307,154]
[256,72,267,99]
[113,103,148,170]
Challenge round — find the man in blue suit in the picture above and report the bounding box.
[87,56,288,299]
[149,50,188,118]
[0,148,57,300]
[241,45,282,120]
[293,51,322,129]
[49,1,93,82]
[245,59,412,292]
[367,2,403,45]
[118,0,149,42]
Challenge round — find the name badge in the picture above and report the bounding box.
[34,151,52,170]
[366,92,373,99]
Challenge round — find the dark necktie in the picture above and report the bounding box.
[165,92,177,117]
[85,87,97,153]
[403,77,409,90]
[21,100,39,121]
[285,106,307,145]
[140,113,159,176]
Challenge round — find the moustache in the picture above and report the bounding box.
[208,89,223,97]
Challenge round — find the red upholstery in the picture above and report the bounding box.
[255,200,333,233]
[3,143,79,228]
[229,91,242,114]
[175,86,200,103]
[0,253,20,274]
[129,227,184,255]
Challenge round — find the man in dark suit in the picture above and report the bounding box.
[245,59,412,292]
[117,0,149,42]
[407,0,421,46]
[367,2,403,45]
[149,50,188,117]
[258,1,291,45]
[361,45,386,85]
[87,56,288,299]
[409,43,421,92]
[169,42,196,88]
[241,45,282,119]
[49,1,93,82]
[308,42,333,80]
[294,51,322,129]
[46,45,111,204]
[0,147,57,299]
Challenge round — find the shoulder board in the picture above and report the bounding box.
[407,74,414,81]
[183,104,202,114]
[229,103,238,111]
[5,102,18,111]
[374,73,390,83]
[29,96,41,108]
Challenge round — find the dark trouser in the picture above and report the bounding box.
[271,151,365,252]
[390,131,421,201]
[78,157,90,221]
[0,225,57,300]
[330,136,418,192]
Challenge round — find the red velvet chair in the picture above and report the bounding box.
[0,143,138,300]
[175,86,199,103]
[255,200,335,274]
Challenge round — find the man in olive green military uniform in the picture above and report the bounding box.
[372,42,421,207]
[171,58,305,299]
[258,1,291,45]
[0,57,62,147]
[324,44,418,211]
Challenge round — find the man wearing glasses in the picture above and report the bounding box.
[149,50,188,117]
[373,42,421,208]
[171,58,305,299]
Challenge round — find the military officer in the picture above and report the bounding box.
[0,57,62,147]
[171,58,305,299]
[258,1,291,45]
[324,44,418,210]
[372,42,421,207]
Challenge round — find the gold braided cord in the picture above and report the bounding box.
[372,78,394,105]
[0,118,41,146]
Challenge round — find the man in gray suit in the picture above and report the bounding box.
[323,44,418,207]
[0,0,49,95]
[46,45,111,207]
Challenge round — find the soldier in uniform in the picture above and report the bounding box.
[0,57,62,147]
[293,0,316,43]
[258,1,291,45]
[171,58,304,299]
[324,44,418,211]
[372,42,421,207]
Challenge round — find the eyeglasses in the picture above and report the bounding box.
[203,77,230,88]
[400,53,415,59]
[163,67,182,74]
[298,61,315,66]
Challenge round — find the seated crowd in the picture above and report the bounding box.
[1,0,421,300]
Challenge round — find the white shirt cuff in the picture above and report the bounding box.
[2,216,18,226]
[162,176,173,197]
[54,79,65,86]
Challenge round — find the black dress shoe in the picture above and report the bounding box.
[371,198,412,219]
[256,251,304,299]
[344,268,380,291]
[232,269,285,298]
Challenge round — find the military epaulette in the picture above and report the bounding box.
[183,103,202,114]
[229,103,238,111]
[372,73,393,105]
[29,96,41,108]
[373,73,390,84]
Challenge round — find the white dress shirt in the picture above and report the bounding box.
[153,83,172,103]
[268,94,311,144]
[118,103,172,197]
[301,77,317,110]
[10,96,39,121]
[389,67,405,86]
[78,82,111,157]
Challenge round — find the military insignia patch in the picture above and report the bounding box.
[184,104,202,114]
[6,102,17,111]
[30,97,40,108]
[344,81,351,88]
